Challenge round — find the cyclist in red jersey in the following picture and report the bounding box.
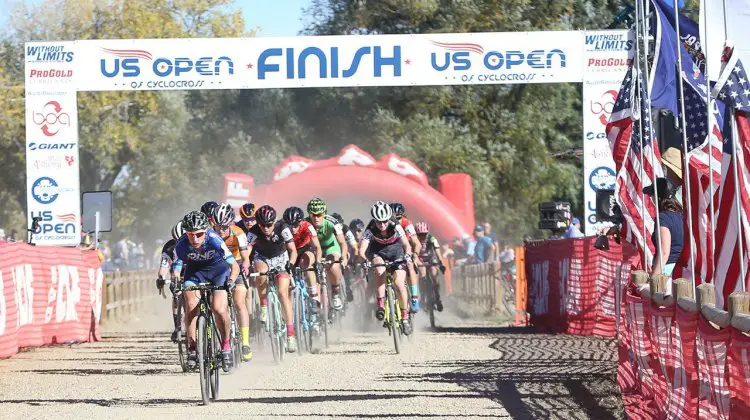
[390,203,422,313]
[283,207,323,312]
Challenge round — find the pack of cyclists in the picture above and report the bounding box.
[156,198,448,371]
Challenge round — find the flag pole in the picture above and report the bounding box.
[636,0,662,273]
[721,1,747,290]
[673,0,698,290]
[702,0,716,284]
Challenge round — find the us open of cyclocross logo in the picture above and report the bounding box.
[31,176,73,205]
[34,101,70,137]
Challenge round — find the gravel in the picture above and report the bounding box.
[0,297,623,419]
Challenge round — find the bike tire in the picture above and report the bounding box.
[427,271,436,329]
[320,283,329,348]
[277,294,286,362]
[197,315,210,405]
[252,288,265,350]
[387,286,400,354]
[230,306,242,368]
[176,296,189,372]
[209,320,220,400]
[304,298,314,353]
[268,294,281,363]
[294,289,305,355]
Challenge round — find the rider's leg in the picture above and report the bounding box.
[430,265,443,311]
[233,283,252,357]
[393,268,410,321]
[277,272,298,352]
[211,290,232,347]
[300,251,321,314]
[327,253,344,308]
[254,260,269,321]
[407,259,420,312]
[184,290,200,349]
[372,256,387,320]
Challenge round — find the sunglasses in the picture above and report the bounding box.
[242,217,255,224]
[260,222,275,229]
[217,224,231,231]
[186,230,206,239]
[310,213,325,218]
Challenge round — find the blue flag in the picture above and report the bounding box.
[652,0,705,73]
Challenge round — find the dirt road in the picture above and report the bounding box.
[0,299,623,419]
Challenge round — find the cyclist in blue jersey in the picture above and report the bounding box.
[173,211,240,371]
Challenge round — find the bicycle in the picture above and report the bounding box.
[293,266,317,354]
[249,268,286,363]
[168,278,189,373]
[318,258,343,347]
[226,276,243,368]
[246,275,265,350]
[418,259,443,329]
[182,281,229,405]
[365,259,407,354]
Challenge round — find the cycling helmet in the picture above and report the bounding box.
[182,211,209,231]
[239,202,256,219]
[256,205,277,225]
[307,197,327,215]
[349,218,365,232]
[331,212,345,225]
[390,202,405,218]
[371,201,393,222]
[171,221,185,241]
[415,221,429,235]
[200,201,219,218]
[283,206,305,226]
[213,203,235,227]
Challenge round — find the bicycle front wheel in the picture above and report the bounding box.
[209,317,220,400]
[268,294,282,363]
[176,295,189,372]
[230,305,242,368]
[387,285,401,354]
[196,315,210,405]
[294,289,305,355]
[320,283,329,349]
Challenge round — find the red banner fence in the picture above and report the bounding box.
[526,237,750,419]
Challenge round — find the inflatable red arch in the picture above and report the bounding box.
[222,145,474,240]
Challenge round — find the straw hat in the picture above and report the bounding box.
[661,147,683,180]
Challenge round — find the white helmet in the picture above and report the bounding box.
[213,202,235,226]
[171,221,184,241]
[370,201,393,222]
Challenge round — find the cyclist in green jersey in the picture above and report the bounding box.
[306,198,348,310]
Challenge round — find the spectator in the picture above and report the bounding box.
[472,224,495,264]
[499,241,515,264]
[564,217,584,239]
[464,233,477,261]
[483,221,499,260]
[114,237,130,271]
[646,177,684,288]
[8,230,17,242]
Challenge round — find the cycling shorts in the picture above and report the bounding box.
[296,243,316,261]
[366,242,405,269]
[183,263,230,289]
[253,253,289,274]
[322,241,341,257]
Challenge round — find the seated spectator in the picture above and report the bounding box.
[646,178,684,286]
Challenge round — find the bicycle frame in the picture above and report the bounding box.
[248,269,286,362]
[366,259,406,354]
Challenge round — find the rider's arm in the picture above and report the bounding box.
[398,226,413,256]
[345,230,358,261]
[311,234,323,263]
[358,235,370,261]
[237,232,251,273]
[333,224,348,265]
[281,227,297,265]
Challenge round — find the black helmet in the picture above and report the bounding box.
[182,211,209,232]
[330,212,344,225]
[200,201,219,218]
[389,202,405,218]
[256,205,277,225]
[283,206,305,226]
[349,218,365,232]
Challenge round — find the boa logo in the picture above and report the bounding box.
[45,265,81,323]
[274,158,313,181]
[12,264,35,327]
[337,146,375,166]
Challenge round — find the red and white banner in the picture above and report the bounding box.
[0,242,102,358]
[524,236,639,336]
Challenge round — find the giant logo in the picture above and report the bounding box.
[588,166,616,191]
[33,100,70,137]
[100,48,234,87]
[28,142,76,151]
[26,45,74,63]
[429,41,566,82]
[31,177,73,204]
[255,46,402,80]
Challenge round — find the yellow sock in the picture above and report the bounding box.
[241,327,250,346]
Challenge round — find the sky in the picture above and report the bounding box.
[0,0,313,37]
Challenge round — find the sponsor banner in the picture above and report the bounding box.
[582,30,633,235]
[72,32,585,91]
[223,173,255,209]
[0,242,102,358]
[25,89,80,246]
[25,42,76,87]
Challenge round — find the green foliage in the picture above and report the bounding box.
[0,0,622,242]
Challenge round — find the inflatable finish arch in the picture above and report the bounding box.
[223,145,474,240]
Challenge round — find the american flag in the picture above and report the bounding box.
[607,66,664,268]
[670,62,724,287]
[713,50,750,308]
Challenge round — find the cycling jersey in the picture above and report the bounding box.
[292,220,317,250]
[235,221,249,234]
[309,215,343,249]
[396,216,417,238]
[341,224,357,247]
[160,238,177,269]
[221,225,248,259]
[418,234,441,262]
[362,219,406,246]
[173,230,235,287]
[246,221,294,258]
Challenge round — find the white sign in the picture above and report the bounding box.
[581,30,633,235]
[71,32,585,91]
